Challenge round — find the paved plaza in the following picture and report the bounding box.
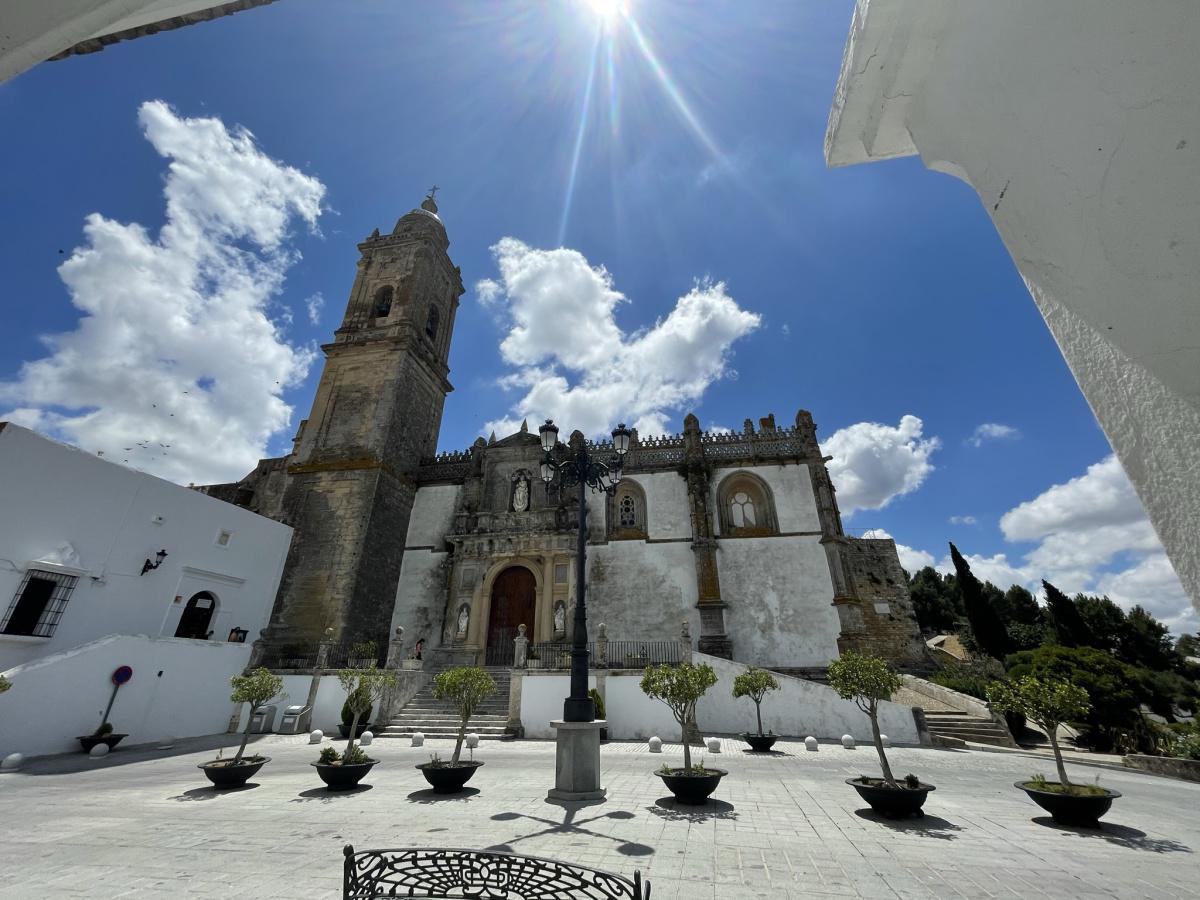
[1,734,1197,899]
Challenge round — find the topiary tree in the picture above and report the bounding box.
[827,651,903,786]
[640,662,717,771]
[341,684,373,730]
[336,665,398,762]
[987,675,1090,787]
[432,666,496,764]
[732,667,779,736]
[0,674,11,694]
[228,667,284,764]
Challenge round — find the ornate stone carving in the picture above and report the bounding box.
[456,604,470,640]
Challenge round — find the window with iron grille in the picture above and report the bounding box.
[1,569,79,637]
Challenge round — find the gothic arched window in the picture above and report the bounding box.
[607,478,647,540]
[717,471,778,537]
[373,285,394,318]
[425,304,440,340]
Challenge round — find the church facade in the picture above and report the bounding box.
[202,195,926,672]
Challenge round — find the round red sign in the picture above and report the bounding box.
[112,665,133,685]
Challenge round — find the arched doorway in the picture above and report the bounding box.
[485,566,536,666]
[175,591,216,640]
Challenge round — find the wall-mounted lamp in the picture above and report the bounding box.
[140,549,168,576]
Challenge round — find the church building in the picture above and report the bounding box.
[201,195,926,673]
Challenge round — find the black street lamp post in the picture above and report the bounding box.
[539,419,631,723]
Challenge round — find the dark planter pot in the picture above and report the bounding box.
[741,732,779,753]
[846,778,935,819]
[655,767,727,805]
[312,759,377,790]
[199,756,270,788]
[337,722,373,740]
[77,733,127,753]
[417,760,484,794]
[1015,781,1121,828]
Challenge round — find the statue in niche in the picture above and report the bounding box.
[512,475,530,512]
[553,601,566,635]
[456,605,470,639]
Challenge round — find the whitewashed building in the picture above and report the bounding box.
[0,422,292,671]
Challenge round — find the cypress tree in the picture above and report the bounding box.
[1042,580,1093,647]
[949,542,1012,660]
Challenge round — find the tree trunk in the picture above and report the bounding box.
[681,715,692,771]
[345,711,360,760]
[1048,729,1071,786]
[755,699,764,736]
[452,708,468,764]
[234,703,254,764]
[869,707,896,786]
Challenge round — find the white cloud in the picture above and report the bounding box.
[967,422,1020,447]
[304,292,325,325]
[904,454,1196,633]
[824,415,940,516]
[478,238,761,438]
[0,100,325,485]
[949,515,977,525]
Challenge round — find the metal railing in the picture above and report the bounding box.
[259,639,385,671]
[525,639,684,670]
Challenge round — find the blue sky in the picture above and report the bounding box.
[0,1,1191,631]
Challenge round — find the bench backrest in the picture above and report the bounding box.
[343,845,649,899]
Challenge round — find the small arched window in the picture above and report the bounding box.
[717,471,778,537]
[373,285,394,318]
[607,478,647,540]
[425,304,440,340]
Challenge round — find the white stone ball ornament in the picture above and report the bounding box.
[1,752,24,771]
[705,736,721,753]
[804,736,819,751]
[465,733,480,749]
[89,743,110,758]
[880,734,891,748]
[841,734,856,749]
[359,731,374,746]
[308,729,323,744]
[411,732,424,747]
[648,736,662,753]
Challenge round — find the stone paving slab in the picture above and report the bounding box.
[1,734,1198,898]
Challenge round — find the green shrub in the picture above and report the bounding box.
[640,662,718,772]
[317,746,340,765]
[987,675,1089,787]
[828,652,903,786]
[731,667,780,736]
[588,688,606,720]
[228,667,284,764]
[928,657,1005,700]
[432,667,496,764]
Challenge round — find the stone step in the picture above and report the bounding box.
[377,732,511,741]
[389,717,509,727]
[380,726,510,736]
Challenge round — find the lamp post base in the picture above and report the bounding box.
[546,719,607,802]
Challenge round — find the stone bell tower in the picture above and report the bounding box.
[264,192,464,648]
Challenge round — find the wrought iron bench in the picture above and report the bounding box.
[343,845,650,899]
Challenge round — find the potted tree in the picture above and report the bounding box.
[829,651,935,818]
[733,667,780,752]
[987,675,1120,827]
[313,665,396,790]
[338,683,373,739]
[199,667,283,788]
[641,662,725,804]
[416,666,495,793]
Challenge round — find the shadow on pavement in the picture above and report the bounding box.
[853,808,964,840]
[407,787,480,803]
[170,783,261,801]
[486,807,654,858]
[1031,817,1192,853]
[291,784,375,802]
[647,797,737,822]
[739,749,793,757]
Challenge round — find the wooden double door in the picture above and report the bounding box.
[484,567,536,666]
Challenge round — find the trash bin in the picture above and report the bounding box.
[278,705,310,734]
[250,704,277,733]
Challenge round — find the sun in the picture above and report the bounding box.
[580,0,627,25]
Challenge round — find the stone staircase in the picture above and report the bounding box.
[922,710,1018,748]
[378,667,513,741]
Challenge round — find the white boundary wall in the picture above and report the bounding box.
[0,634,251,757]
[518,654,919,744]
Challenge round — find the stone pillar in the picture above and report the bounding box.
[301,628,335,732]
[596,622,608,668]
[385,625,405,670]
[679,618,692,661]
[513,623,529,669]
[547,720,607,802]
[682,413,732,658]
[507,669,525,738]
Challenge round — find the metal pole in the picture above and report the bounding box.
[563,449,595,722]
